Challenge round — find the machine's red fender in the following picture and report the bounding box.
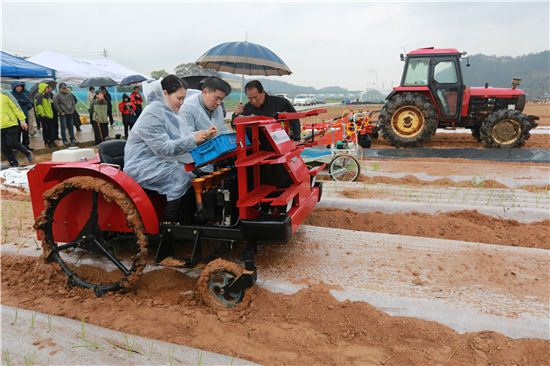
[28,161,161,239]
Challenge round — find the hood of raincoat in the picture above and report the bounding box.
[122,93,130,102]
[123,79,197,201]
[37,82,49,94]
[11,81,25,91]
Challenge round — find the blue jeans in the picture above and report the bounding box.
[60,114,75,142]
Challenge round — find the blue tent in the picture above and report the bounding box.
[1,51,55,79]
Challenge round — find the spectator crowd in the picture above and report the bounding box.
[1,82,143,167]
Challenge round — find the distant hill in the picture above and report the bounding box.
[231,77,360,96]
[461,51,549,99]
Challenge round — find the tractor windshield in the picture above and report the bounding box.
[403,58,429,86]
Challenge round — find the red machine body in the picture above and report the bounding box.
[28,159,163,242]
[28,110,324,243]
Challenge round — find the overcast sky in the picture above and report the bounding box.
[2,1,549,90]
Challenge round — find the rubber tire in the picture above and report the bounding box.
[471,127,481,142]
[198,258,253,311]
[358,134,372,148]
[378,93,438,147]
[480,109,531,148]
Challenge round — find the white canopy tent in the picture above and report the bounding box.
[27,49,147,84]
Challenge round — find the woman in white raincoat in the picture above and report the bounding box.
[124,75,216,222]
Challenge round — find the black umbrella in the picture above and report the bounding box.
[119,74,147,86]
[80,77,118,87]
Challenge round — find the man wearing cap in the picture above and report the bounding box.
[233,80,301,141]
[179,76,231,134]
[53,82,78,146]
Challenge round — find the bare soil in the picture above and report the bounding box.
[355,175,509,189]
[305,208,550,249]
[2,255,548,366]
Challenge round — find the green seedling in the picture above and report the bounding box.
[371,162,380,172]
[147,343,154,360]
[13,309,18,324]
[197,351,203,366]
[168,346,175,366]
[123,332,138,358]
[47,315,52,332]
[23,353,34,366]
[72,317,102,350]
[228,357,235,366]
[30,312,36,329]
[3,351,12,366]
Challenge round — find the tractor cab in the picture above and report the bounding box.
[400,48,464,125]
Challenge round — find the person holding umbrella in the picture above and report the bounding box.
[179,76,231,134]
[99,86,114,125]
[233,80,301,141]
[89,91,110,144]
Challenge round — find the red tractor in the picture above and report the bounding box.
[378,47,539,148]
[28,111,325,309]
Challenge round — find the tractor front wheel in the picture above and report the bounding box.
[198,259,253,311]
[378,93,438,147]
[480,110,531,148]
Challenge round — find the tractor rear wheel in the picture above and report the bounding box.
[470,127,481,142]
[34,177,148,296]
[379,93,438,147]
[480,109,531,148]
[198,258,253,311]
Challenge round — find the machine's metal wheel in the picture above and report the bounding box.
[378,92,438,147]
[480,109,531,148]
[329,155,361,182]
[34,177,148,296]
[198,258,252,310]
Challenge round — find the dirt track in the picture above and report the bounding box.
[2,255,549,366]
[305,208,550,249]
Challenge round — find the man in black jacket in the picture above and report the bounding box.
[233,80,301,141]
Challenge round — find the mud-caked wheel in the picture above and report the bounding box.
[470,126,482,142]
[34,177,148,296]
[198,258,253,311]
[379,93,438,147]
[329,155,360,182]
[480,109,531,148]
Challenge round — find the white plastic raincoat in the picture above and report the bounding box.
[179,92,228,133]
[123,81,196,201]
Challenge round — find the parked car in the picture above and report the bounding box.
[275,94,293,104]
[293,94,310,106]
[314,95,326,104]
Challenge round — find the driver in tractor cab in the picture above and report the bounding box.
[123,75,217,223]
[233,80,301,141]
